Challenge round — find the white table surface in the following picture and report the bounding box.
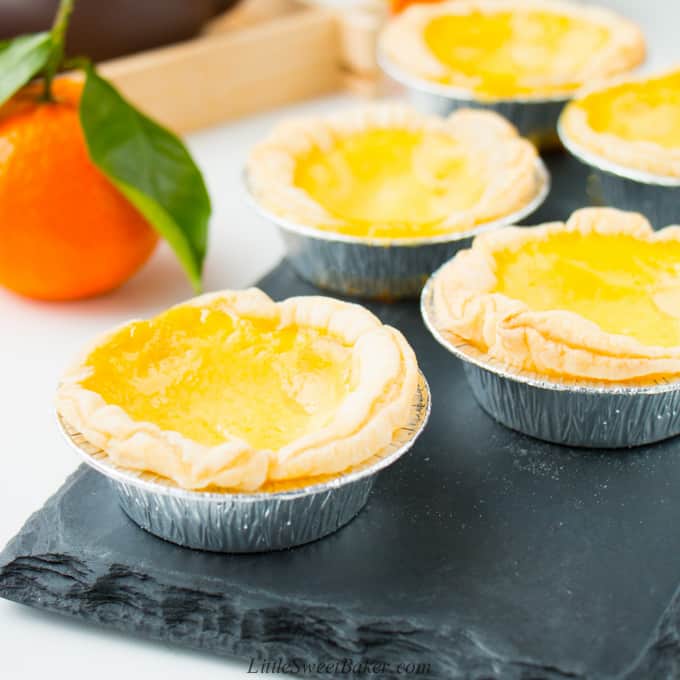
[1,2,678,677]
[0,93,353,680]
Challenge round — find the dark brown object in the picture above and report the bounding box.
[0,0,241,61]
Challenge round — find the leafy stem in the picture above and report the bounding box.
[42,0,74,101]
[0,0,211,290]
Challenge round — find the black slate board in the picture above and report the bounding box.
[3,154,680,679]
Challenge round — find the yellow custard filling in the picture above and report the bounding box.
[81,304,353,450]
[423,10,610,97]
[293,128,485,238]
[576,71,680,148]
[494,233,680,347]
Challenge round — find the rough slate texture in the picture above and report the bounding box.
[3,154,680,679]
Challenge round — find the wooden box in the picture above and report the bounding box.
[99,0,346,133]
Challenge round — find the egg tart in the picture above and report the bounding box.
[247,105,541,240]
[432,208,680,383]
[380,0,645,100]
[560,68,680,178]
[56,289,420,491]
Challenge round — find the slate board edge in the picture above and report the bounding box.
[0,465,677,680]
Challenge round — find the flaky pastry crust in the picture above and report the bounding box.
[432,208,680,382]
[560,68,680,178]
[247,104,540,237]
[380,0,645,98]
[56,289,419,492]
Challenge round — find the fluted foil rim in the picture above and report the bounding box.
[558,118,680,187]
[57,373,431,502]
[241,162,549,248]
[421,270,680,396]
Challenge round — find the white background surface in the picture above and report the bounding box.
[1,1,678,678]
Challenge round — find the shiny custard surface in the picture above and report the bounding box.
[424,10,610,97]
[81,304,353,450]
[576,71,680,148]
[493,232,680,347]
[294,128,485,238]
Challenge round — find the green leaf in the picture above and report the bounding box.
[0,33,53,107]
[79,66,211,291]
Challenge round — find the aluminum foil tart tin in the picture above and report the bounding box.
[57,375,431,553]
[243,163,549,301]
[421,276,680,449]
[377,50,570,149]
[558,122,680,229]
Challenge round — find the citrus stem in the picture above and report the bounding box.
[42,0,75,102]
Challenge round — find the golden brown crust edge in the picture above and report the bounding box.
[246,104,541,237]
[380,0,646,97]
[432,208,680,382]
[56,289,420,492]
[560,69,680,179]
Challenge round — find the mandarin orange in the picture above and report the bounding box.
[0,79,158,301]
[389,0,443,13]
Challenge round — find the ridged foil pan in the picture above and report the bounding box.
[243,163,549,300]
[377,50,570,149]
[558,122,680,229]
[421,276,680,449]
[56,374,431,553]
